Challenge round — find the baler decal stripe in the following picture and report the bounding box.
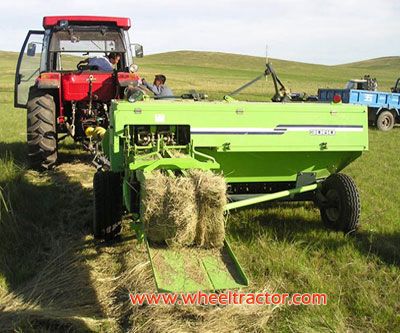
[276,125,363,129]
[191,131,285,135]
[276,124,362,128]
[190,125,363,135]
[276,125,363,132]
[190,128,286,135]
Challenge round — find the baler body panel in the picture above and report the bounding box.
[107,100,368,183]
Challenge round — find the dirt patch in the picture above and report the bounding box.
[55,162,95,188]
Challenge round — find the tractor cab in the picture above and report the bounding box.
[15,16,143,106]
[344,75,377,91]
[14,16,143,170]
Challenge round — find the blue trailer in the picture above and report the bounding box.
[349,90,400,130]
[319,82,400,131]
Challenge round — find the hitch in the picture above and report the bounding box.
[224,62,291,102]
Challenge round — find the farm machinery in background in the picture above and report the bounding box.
[319,76,400,131]
[15,16,369,292]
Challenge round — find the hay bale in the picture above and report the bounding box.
[142,170,226,249]
[189,170,227,248]
[141,172,167,243]
[142,173,197,247]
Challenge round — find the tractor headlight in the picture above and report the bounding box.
[59,20,69,29]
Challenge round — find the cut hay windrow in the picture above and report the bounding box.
[142,170,227,249]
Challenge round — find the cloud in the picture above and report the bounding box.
[0,0,398,64]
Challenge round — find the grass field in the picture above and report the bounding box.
[0,50,399,332]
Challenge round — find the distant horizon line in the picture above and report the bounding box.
[0,48,398,67]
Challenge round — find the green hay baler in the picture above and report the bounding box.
[92,97,368,292]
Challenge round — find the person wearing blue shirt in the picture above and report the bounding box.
[142,74,173,97]
[79,52,121,71]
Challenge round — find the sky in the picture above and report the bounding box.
[0,0,399,65]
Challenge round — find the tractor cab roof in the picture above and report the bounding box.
[348,79,367,83]
[43,16,131,30]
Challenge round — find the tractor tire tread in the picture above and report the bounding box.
[26,89,57,170]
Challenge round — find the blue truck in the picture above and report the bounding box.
[319,78,400,131]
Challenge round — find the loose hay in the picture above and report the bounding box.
[190,169,227,248]
[142,172,197,247]
[0,161,274,332]
[110,243,274,333]
[142,169,227,249]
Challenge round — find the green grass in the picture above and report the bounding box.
[0,50,399,332]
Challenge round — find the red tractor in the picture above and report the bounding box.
[14,16,143,169]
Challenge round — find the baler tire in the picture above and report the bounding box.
[376,111,395,131]
[93,171,123,240]
[26,91,57,170]
[319,173,360,233]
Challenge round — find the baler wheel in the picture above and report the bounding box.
[318,173,360,233]
[93,171,123,240]
[26,90,57,170]
[376,111,395,131]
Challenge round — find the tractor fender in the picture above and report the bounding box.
[35,73,62,116]
[374,107,399,117]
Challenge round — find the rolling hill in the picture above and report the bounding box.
[1,50,399,103]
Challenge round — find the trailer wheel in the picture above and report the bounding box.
[376,111,395,131]
[318,173,360,233]
[26,89,57,170]
[93,170,123,240]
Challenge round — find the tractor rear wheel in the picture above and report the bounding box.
[318,173,360,233]
[376,111,395,131]
[26,89,57,170]
[93,170,123,240]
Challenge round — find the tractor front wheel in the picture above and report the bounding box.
[27,90,57,170]
[93,170,123,241]
[317,173,360,233]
